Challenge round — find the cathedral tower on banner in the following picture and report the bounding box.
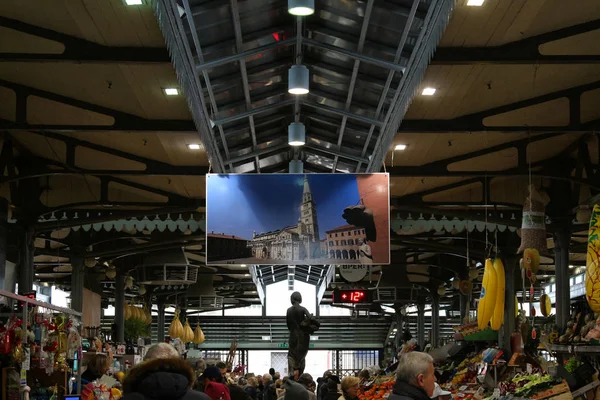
[298,176,321,258]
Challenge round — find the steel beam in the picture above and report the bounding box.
[229,0,260,172]
[399,80,600,133]
[224,141,289,165]
[196,38,296,72]
[0,16,171,64]
[432,19,600,65]
[213,99,296,126]
[0,80,195,132]
[332,0,374,172]
[302,38,406,73]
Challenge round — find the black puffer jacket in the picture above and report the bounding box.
[387,381,431,400]
[122,358,211,400]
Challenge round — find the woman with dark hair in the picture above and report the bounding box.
[286,292,310,380]
[82,354,110,384]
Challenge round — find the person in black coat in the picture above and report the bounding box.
[286,292,311,380]
[388,352,437,400]
[122,343,211,400]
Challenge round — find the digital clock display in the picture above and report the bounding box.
[332,289,371,303]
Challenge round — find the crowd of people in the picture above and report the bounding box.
[81,345,447,400]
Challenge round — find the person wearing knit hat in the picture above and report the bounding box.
[284,379,309,400]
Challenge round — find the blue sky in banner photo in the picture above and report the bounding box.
[206,174,361,241]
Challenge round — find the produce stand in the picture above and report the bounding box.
[0,289,82,400]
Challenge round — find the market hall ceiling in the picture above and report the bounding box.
[0,0,600,304]
[156,0,454,173]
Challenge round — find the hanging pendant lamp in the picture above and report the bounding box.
[289,160,304,173]
[288,122,306,146]
[288,65,310,95]
[288,0,314,16]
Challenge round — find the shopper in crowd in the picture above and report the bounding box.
[262,373,277,400]
[298,373,317,400]
[338,377,360,400]
[195,366,225,391]
[284,379,309,400]
[217,362,229,381]
[81,354,117,400]
[388,352,437,400]
[269,368,276,380]
[322,379,340,400]
[122,343,210,400]
[244,376,258,400]
[316,371,332,400]
[82,354,110,384]
[229,385,252,400]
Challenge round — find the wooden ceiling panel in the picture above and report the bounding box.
[75,148,146,171]
[27,96,115,126]
[390,176,468,197]
[526,134,583,164]
[109,181,168,203]
[0,63,188,120]
[121,176,206,199]
[0,87,16,121]
[447,147,518,172]
[0,27,65,53]
[482,98,569,127]
[422,180,482,203]
[42,175,101,208]
[57,131,208,167]
[407,64,600,120]
[540,29,600,55]
[14,132,68,163]
[0,0,165,47]
[386,132,531,167]
[581,88,600,123]
[441,0,599,47]
[489,176,542,205]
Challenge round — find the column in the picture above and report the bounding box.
[417,299,425,349]
[459,293,468,323]
[554,227,572,330]
[70,255,85,313]
[502,257,517,355]
[431,294,440,348]
[157,300,166,342]
[115,272,125,342]
[0,199,8,290]
[17,227,34,293]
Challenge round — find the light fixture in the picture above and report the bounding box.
[288,122,306,146]
[466,0,485,5]
[289,160,304,173]
[163,87,179,96]
[187,144,201,150]
[138,284,147,295]
[125,276,134,289]
[125,0,143,5]
[84,258,97,268]
[288,65,310,95]
[422,87,436,96]
[288,0,314,16]
[241,264,247,267]
[262,336,271,341]
[394,144,407,151]
[437,285,446,296]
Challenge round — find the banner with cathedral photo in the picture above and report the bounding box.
[205,173,390,265]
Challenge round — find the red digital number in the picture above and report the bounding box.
[351,291,364,302]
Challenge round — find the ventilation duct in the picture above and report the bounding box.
[133,248,199,286]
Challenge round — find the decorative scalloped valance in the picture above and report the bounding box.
[391,214,518,235]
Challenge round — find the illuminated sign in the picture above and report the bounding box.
[332,289,371,304]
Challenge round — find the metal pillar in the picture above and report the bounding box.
[17,227,34,293]
[114,272,125,342]
[157,301,166,342]
[431,294,440,348]
[459,293,468,323]
[70,255,84,313]
[502,257,518,355]
[554,228,572,330]
[417,299,425,349]
[0,199,8,290]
